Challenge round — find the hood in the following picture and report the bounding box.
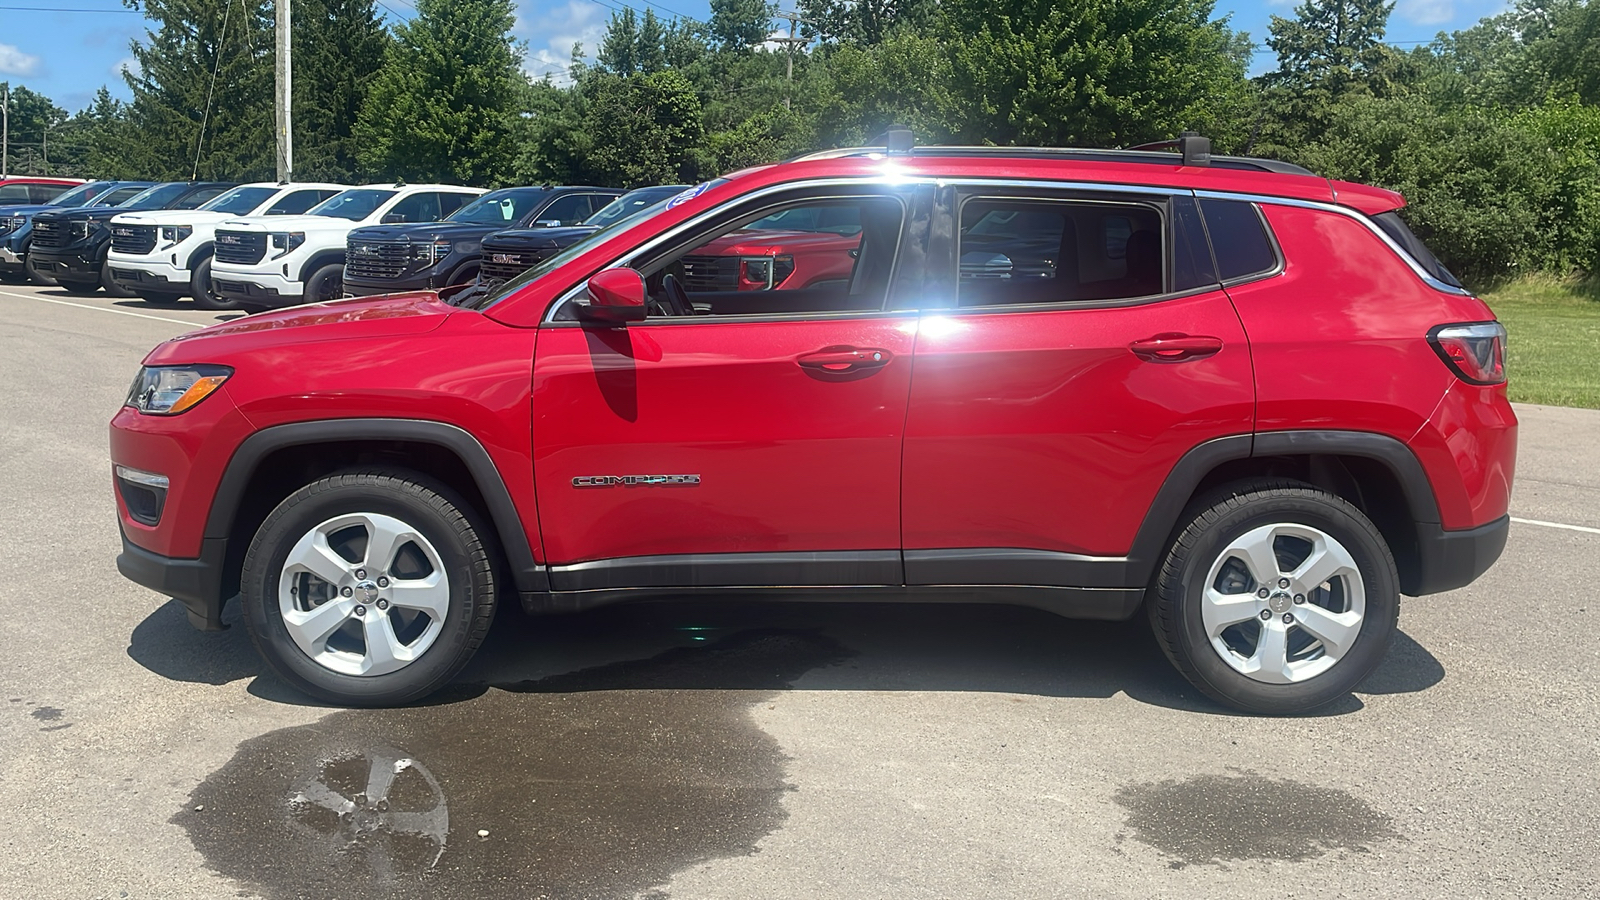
[148,292,455,362]
[482,225,598,252]
[694,229,860,256]
[347,221,499,243]
[112,210,235,226]
[218,213,366,233]
[0,204,57,218]
[37,207,125,224]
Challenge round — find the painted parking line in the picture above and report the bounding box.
[1511,516,1600,536]
[0,288,200,327]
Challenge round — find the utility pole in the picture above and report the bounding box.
[773,11,809,111]
[2,83,9,180]
[275,0,292,181]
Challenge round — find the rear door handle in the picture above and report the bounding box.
[797,347,893,372]
[1129,333,1224,362]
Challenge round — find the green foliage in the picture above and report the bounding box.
[291,0,389,181]
[581,70,706,187]
[0,84,67,175]
[1265,0,1394,92]
[799,0,936,46]
[708,0,775,52]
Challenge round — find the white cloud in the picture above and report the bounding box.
[0,43,40,77]
[514,1,607,85]
[1397,0,1456,26]
[113,56,140,79]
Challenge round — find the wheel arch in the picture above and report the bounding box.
[1129,431,1442,596]
[297,249,347,281]
[204,418,546,604]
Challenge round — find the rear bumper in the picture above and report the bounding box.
[117,529,229,630]
[1409,515,1509,596]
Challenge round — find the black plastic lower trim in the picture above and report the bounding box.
[116,530,228,631]
[904,547,1131,588]
[523,584,1144,620]
[549,550,902,592]
[1409,515,1509,596]
[1252,430,1441,524]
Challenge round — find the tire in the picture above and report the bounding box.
[446,262,479,288]
[101,259,136,298]
[190,255,234,310]
[303,262,344,304]
[1147,478,1399,715]
[58,279,100,295]
[239,469,497,706]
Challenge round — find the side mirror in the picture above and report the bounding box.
[577,268,647,324]
[381,213,406,224]
[535,219,563,228]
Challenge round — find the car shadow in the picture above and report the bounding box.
[127,594,1446,717]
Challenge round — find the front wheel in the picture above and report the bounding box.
[1147,479,1399,715]
[239,470,497,706]
[303,262,344,304]
[101,260,136,298]
[189,256,234,310]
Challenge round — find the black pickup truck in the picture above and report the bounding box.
[28,182,234,295]
[474,185,688,290]
[341,186,623,297]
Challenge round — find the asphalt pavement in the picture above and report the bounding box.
[0,281,1595,900]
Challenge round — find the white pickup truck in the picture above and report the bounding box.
[210,183,484,310]
[106,182,346,308]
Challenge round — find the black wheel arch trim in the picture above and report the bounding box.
[204,418,548,594]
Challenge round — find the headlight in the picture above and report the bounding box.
[125,365,233,415]
[270,232,306,258]
[0,215,25,232]
[413,238,453,263]
[71,220,94,240]
[161,225,194,243]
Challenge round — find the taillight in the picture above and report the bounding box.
[1428,322,1506,385]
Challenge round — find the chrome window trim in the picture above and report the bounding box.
[1193,189,1471,295]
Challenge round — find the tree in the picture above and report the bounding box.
[709,0,775,52]
[119,0,275,181]
[939,0,1254,148]
[355,0,525,185]
[1265,0,1394,92]
[798,0,936,46]
[0,84,66,175]
[597,9,672,75]
[292,0,389,181]
[581,71,705,186]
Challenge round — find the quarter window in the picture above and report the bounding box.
[1199,199,1277,282]
[957,198,1164,306]
[629,194,905,319]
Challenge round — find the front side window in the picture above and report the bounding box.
[312,189,398,221]
[199,186,278,215]
[626,194,905,319]
[957,198,1164,306]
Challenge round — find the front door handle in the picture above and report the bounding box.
[1129,333,1224,362]
[797,347,893,372]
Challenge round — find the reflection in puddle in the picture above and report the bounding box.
[175,630,850,900]
[1113,772,1397,866]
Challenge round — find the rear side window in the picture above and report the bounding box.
[1171,196,1218,292]
[266,189,334,215]
[1199,199,1277,282]
[1371,210,1462,288]
[172,186,231,210]
[956,198,1164,306]
[0,184,30,203]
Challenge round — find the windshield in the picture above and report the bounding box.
[462,197,676,311]
[200,186,279,215]
[119,183,193,210]
[311,189,397,221]
[585,187,686,229]
[447,188,550,225]
[46,182,100,207]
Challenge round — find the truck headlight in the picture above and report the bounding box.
[125,365,233,415]
[161,225,194,243]
[270,232,305,258]
[71,220,94,240]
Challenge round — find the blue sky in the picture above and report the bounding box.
[0,0,1515,115]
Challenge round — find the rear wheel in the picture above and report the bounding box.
[239,470,497,706]
[303,262,344,304]
[101,260,136,298]
[1147,479,1399,714]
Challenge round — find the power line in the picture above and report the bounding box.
[0,4,139,11]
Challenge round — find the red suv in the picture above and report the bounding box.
[111,135,1516,713]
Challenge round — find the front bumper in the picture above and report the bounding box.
[211,267,303,304]
[29,248,100,283]
[0,246,22,265]
[343,271,438,298]
[117,529,229,630]
[108,256,190,289]
[1409,515,1510,596]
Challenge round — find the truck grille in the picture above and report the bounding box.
[214,230,266,265]
[679,255,738,291]
[345,240,412,280]
[478,249,540,288]
[111,224,157,255]
[30,219,66,249]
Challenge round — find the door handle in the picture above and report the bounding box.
[797,347,893,372]
[1129,333,1224,362]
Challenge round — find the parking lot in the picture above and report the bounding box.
[0,279,1595,899]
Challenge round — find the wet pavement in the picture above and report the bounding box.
[2,282,1598,899]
